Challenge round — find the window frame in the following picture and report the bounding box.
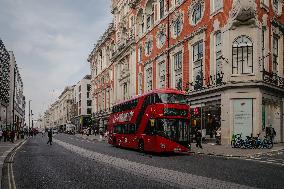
[215,31,222,74]
[192,40,204,86]
[192,2,204,25]
[232,36,253,75]
[272,34,279,74]
[173,51,183,90]
[145,67,153,92]
[160,0,165,19]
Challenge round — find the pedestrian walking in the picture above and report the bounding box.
[195,129,202,149]
[0,129,3,142]
[47,129,53,145]
[215,127,221,145]
[3,130,7,142]
[10,130,15,143]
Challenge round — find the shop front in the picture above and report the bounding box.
[189,97,222,142]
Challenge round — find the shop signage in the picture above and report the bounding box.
[233,99,253,138]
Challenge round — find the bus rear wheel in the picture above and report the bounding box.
[138,140,144,152]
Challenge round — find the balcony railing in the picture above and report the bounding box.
[263,70,284,89]
[187,72,225,92]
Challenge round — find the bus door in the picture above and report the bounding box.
[143,119,157,151]
[120,123,137,148]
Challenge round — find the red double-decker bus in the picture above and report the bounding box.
[108,89,191,153]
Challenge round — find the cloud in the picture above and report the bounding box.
[0,0,112,120]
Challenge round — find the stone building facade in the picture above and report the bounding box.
[46,86,74,130]
[7,51,25,130]
[0,39,10,128]
[88,23,116,132]
[89,0,284,143]
[72,75,92,131]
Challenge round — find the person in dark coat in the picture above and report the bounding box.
[10,130,15,143]
[195,129,202,149]
[47,129,53,145]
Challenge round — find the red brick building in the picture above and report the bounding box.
[90,0,284,143]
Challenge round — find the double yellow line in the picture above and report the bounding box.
[7,140,27,189]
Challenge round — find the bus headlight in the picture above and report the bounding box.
[160,143,166,149]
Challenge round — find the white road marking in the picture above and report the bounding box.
[54,139,257,189]
[7,140,27,189]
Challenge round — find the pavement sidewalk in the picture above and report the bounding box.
[190,142,284,158]
[74,134,284,158]
[0,138,26,188]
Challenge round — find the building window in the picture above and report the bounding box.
[175,0,182,6]
[145,40,153,56]
[87,100,92,106]
[272,35,279,73]
[273,0,279,11]
[215,31,222,74]
[138,46,142,63]
[106,90,110,110]
[158,61,166,88]
[123,82,128,100]
[173,51,183,90]
[191,2,204,25]
[193,41,204,87]
[79,85,81,92]
[157,28,166,48]
[173,16,182,37]
[160,0,165,19]
[232,36,253,74]
[87,92,90,99]
[87,108,92,115]
[87,84,91,91]
[145,67,153,92]
[211,0,223,13]
[138,73,143,94]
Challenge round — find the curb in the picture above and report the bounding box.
[190,147,284,159]
[0,138,27,189]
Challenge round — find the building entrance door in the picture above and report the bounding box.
[233,99,253,139]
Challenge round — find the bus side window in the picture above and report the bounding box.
[129,124,136,134]
[144,120,155,135]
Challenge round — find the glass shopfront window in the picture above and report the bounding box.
[190,102,221,139]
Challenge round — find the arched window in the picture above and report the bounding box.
[192,2,204,24]
[232,36,253,74]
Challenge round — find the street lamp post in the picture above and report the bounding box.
[28,100,32,136]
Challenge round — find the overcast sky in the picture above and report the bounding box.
[0,0,112,120]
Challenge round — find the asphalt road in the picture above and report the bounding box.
[2,134,284,189]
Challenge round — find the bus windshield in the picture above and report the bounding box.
[157,93,187,104]
[155,119,190,142]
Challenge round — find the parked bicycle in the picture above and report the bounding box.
[231,133,273,149]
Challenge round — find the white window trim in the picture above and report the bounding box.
[188,33,206,89]
[156,59,167,89]
[189,0,205,26]
[170,46,184,89]
[210,0,223,16]
[144,64,153,92]
[272,0,283,16]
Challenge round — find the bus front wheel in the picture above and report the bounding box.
[112,137,117,147]
[138,140,144,152]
